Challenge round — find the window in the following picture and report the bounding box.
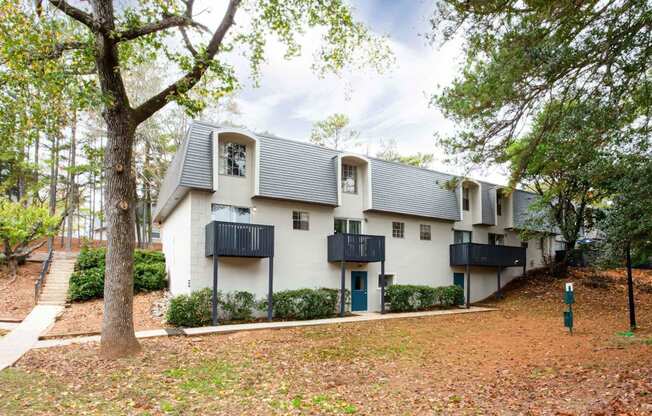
[462,187,470,211]
[292,211,309,230]
[342,164,357,194]
[211,204,251,223]
[378,274,394,288]
[488,233,504,245]
[392,222,404,238]
[420,224,431,241]
[496,189,502,216]
[334,218,361,234]
[219,142,246,177]
[454,230,472,244]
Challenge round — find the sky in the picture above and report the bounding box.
[196,0,510,184]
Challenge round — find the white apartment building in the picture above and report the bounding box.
[153,121,557,316]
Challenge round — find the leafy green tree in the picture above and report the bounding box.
[431,1,650,178]
[7,0,390,357]
[310,113,360,150]
[376,138,434,168]
[0,199,60,277]
[599,156,652,330]
[509,99,614,251]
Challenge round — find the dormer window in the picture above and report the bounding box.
[219,142,246,177]
[342,164,357,193]
[496,189,502,216]
[462,187,470,211]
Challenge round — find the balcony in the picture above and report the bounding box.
[328,233,385,263]
[205,221,274,258]
[450,243,525,268]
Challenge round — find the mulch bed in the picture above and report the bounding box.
[47,291,169,337]
[0,262,42,320]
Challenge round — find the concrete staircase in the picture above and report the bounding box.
[37,252,77,306]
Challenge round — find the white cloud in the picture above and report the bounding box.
[198,1,510,184]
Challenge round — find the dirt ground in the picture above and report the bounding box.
[48,291,168,336]
[1,267,651,415]
[0,262,41,320]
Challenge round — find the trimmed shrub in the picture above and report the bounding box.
[75,247,105,271]
[68,247,167,301]
[166,289,258,326]
[262,288,341,320]
[134,262,167,292]
[437,285,464,307]
[68,268,105,301]
[386,284,464,312]
[166,288,213,327]
[222,291,256,321]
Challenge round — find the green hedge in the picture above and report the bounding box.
[385,284,464,312]
[261,288,346,320]
[68,247,167,301]
[166,289,257,327]
[166,288,213,327]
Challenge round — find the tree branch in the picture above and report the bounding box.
[48,0,105,33]
[132,0,241,124]
[115,15,195,41]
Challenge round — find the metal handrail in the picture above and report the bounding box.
[34,248,54,302]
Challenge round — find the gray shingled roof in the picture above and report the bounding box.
[154,121,541,226]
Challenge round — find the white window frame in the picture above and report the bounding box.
[292,211,310,231]
[219,142,247,177]
[419,224,431,241]
[341,164,357,194]
[211,204,251,223]
[462,187,470,211]
[334,218,363,234]
[377,273,395,289]
[392,222,404,238]
[454,230,472,244]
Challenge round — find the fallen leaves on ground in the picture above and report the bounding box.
[1,267,651,415]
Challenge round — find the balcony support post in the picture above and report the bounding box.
[465,264,471,309]
[496,266,502,299]
[212,253,219,326]
[267,256,274,321]
[340,260,346,317]
[380,260,386,314]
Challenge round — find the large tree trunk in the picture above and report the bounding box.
[65,112,77,251]
[100,114,140,358]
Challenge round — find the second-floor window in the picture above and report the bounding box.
[454,230,471,244]
[496,189,502,216]
[420,224,431,240]
[342,164,357,193]
[219,142,246,177]
[334,218,361,234]
[488,233,504,245]
[392,222,404,238]
[462,187,470,211]
[211,204,251,223]
[292,211,309,230]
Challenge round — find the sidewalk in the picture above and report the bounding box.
[0,304,63,370]
[35,306,496,349]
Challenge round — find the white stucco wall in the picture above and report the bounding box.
[160,193,192,295]
[159,143,548,310]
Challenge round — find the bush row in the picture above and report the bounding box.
[166,283,464,327]
[166,287,349,327]
[68,247,167,301]
[385,284,464,312]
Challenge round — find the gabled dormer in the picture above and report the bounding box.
[336,154,371,210]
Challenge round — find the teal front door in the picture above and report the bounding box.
[453,272,465,305]
[351,271,368,311]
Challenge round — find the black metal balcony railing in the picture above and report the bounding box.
[205,221,274,258]
[450,243,525,267]
[328,233,385,263]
